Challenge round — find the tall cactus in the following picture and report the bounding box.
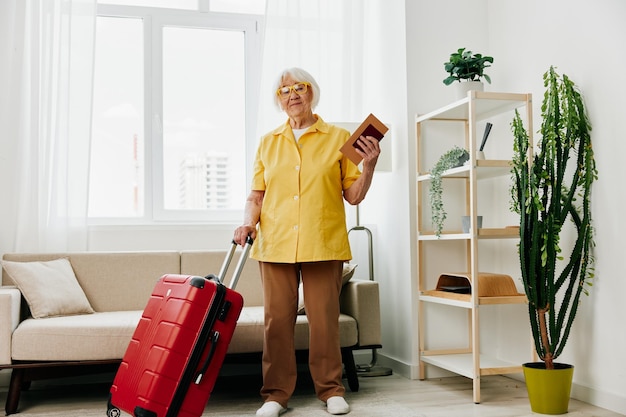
[510,67,597,370]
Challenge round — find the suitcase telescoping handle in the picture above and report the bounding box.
[216,235,253,290]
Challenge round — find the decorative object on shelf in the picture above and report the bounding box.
[461,215,482,233]
[510,66,597,414]
[443,47,494,99]
[477,122,493,159]
[455,80,483,99]
[428,146,469,237]
[435,272,520,297]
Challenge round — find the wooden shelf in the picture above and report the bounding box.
[419,353,523,379]
[415,91,533,404]
[417,160,512,182]
[478,227,520,238]
[415,91,532,123]
[417,227,520,240]
[420,290,527,307]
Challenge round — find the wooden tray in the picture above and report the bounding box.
[435,272,521,297]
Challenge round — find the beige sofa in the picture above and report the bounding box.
[0,250,381,415]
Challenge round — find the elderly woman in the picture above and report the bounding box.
[233,67,380,417]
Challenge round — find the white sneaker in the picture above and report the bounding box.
[256,401,286,417]
[326,396,350,415]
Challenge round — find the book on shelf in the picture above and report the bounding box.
[339,113,388,165]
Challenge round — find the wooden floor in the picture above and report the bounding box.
[0,367,623,416]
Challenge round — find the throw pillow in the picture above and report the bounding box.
[297,263,357,315]
[1,258,95,319]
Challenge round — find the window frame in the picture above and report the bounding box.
[91,4,262,225]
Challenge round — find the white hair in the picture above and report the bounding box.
[272,67,321,110]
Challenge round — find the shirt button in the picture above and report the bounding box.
[295,165,300,171]
[293,195,299,200]
[293,225,298,230]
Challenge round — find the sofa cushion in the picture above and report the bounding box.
[11,307,359,361]
[1,258,94,319]
[11,311,142,361]
[2,252,182,313]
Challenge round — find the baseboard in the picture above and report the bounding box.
[368,351,457,380]
[571,380,626,415]
[373,352,626,415]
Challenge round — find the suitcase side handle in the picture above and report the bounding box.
[216,236,253,290]
[194,330,220,385]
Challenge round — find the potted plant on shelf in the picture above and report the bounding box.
[443,47,494,99]
[509,66,597,414]
[429,146,469,237]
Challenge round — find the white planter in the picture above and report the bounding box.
[455,81,484,99]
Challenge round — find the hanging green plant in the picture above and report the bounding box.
[429,146,469,237]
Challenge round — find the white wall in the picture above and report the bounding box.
[403,0,626,414]
[493,1,626,412]
[402,0,495,374]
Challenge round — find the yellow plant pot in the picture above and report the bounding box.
[523,362,574,415]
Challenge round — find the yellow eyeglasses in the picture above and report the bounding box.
[276,82,311,98]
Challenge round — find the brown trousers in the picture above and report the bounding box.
[259,260,345,407]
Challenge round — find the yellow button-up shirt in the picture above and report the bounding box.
[250,116,361,263]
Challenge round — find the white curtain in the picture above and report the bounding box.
[0,0,96,254]
[257,0,388,137]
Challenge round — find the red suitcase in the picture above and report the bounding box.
[107,237,252,417]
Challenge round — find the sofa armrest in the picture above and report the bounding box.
[340,280,381,348]
[0,286,21,365]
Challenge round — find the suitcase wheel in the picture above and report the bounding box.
[106,406,121,417]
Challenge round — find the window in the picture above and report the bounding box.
[90,15,144,218]
[89,3,263,223]
[97,0,266,14]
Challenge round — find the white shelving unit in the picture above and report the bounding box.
[415,91,533,403]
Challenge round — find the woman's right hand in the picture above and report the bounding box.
[235,190,263,246]
[233,225,256,246]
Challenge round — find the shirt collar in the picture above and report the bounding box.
[273,114,329,137]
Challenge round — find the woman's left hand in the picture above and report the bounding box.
[355,135,381,171]
[343,135,381,205]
